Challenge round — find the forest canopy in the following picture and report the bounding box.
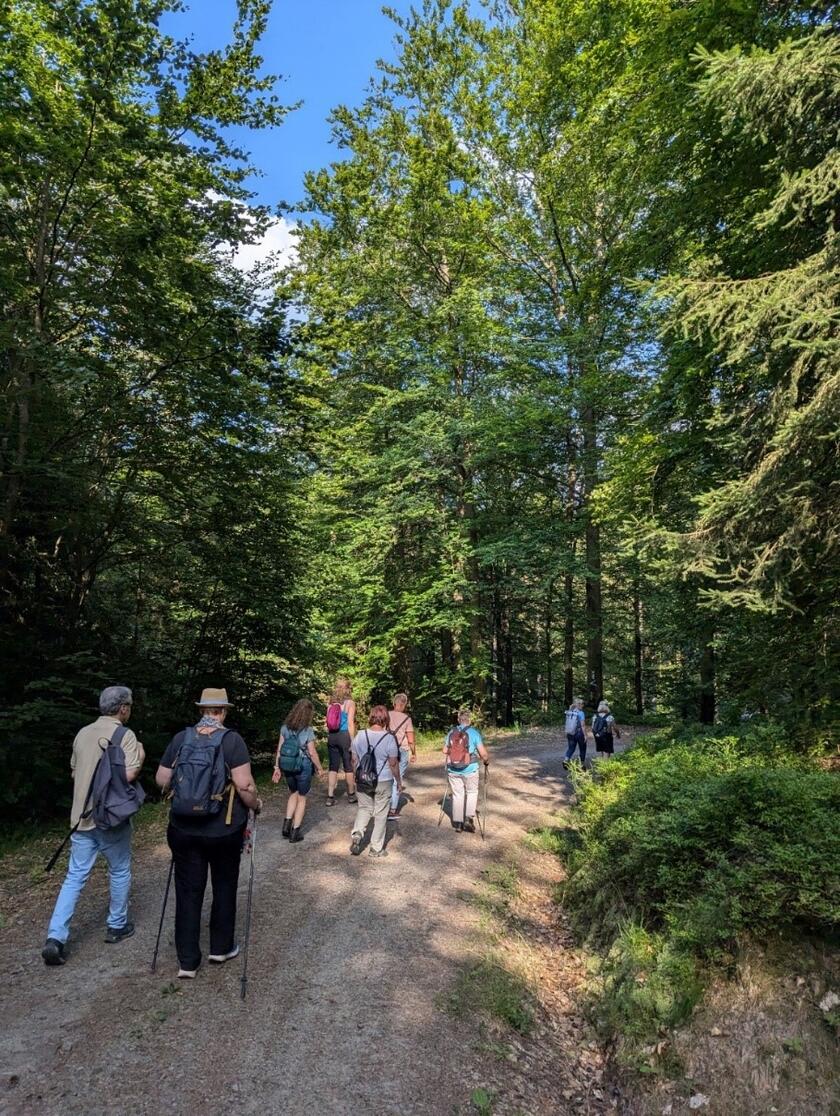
[1,0,837,822]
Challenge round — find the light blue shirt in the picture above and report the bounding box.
[446,725,483,777]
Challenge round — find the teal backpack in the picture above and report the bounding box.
[279,729,305,774]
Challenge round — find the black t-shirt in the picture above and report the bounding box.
[161,728,250,836]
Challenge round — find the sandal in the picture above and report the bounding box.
[325,796,335,807]
[346,793,358,804]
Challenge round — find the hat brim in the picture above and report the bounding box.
[195,701,234,708]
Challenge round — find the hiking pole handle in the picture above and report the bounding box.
[151,857,174,973]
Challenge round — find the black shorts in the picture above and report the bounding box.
[595,734,615,754]
[327,731,352,772]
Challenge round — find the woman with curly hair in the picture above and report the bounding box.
[272,699,324,843]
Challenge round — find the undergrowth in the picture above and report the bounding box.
[557,721,840,1064]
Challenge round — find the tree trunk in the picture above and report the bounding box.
[503,613,514,726]
[563,569,574,706]
[699,630,716,724]
[544,579,554,712]
[633,584,644,716]
[582,402,603,708]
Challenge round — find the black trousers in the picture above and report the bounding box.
[166,824,244,970]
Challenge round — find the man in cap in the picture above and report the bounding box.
[155,688,262,978]
[42,685,145,965]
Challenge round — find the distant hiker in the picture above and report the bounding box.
[387,692,416,819]
[272,699,324,843]
[562,697,587,769]
[592,700,621,759]
[325,678,357,807]
[42,685,145,966]
[349,705,400,858]
[155,688,262,978]
[444,708,489,834]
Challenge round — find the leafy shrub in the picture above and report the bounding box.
[560,722,839,1051]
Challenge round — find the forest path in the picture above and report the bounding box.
[0,726,628,1116]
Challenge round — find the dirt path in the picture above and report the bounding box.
[0,727,623,1116]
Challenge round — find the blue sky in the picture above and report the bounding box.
[162,0,419,210]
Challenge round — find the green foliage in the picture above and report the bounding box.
[592,924,703,1048]
[560,723,839,1048]
[451,955,535,1035]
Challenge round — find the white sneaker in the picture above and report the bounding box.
[178,967,197,979]
[208,944,240,963]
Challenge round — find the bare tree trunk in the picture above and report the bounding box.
[544,579,554,711]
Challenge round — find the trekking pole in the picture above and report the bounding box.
[151,857,174,973]
[436,772,450,827]
[240,812,258,1001]
[478,763,489,840]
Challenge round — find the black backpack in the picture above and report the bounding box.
[355,730,393,793]
[592,714,611,743]
[170,726,230,818]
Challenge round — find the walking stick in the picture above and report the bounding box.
[240,812,258,1001]
[437,772,450,827]
[151,857,174,973]
[478,763,489,840]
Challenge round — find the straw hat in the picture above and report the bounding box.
[195,687,233,708]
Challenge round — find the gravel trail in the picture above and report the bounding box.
[0,727,603,1116]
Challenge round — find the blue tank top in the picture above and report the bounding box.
[339,704,349,731]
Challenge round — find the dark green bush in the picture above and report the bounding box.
[560,723,839,1052]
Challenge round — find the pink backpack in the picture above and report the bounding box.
[326,701,343,732]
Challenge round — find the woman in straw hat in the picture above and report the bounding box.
[155,688,262,978]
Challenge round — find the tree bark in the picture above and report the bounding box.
[563,569,574,706]
[582,402,603,708]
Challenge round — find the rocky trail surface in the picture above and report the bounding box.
[0,728,630,1116]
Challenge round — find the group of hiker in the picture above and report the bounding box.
[40,681,620,979]
[39,680,490,979]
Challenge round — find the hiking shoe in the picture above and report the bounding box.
[350,835,363,856]
[388,810,400,820]
[178,967,198,979]
[368,848,389,859]
[463,817,476,834]
[453,821,464,833]
[104,920,135,944]
[325,796,336,807]
[209,944,240,964]
[290,827,304,843]
[42,938,66,966]
[346,793,358,804]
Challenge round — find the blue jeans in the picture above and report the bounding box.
[390,748,410,811]
[47,822,132,943]
[565,733,587,764]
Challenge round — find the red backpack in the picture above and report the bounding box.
[326,701,343,732]
[447,727,471,769]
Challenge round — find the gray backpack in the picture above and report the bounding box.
[45,724,145,872]
[89,725,146,829]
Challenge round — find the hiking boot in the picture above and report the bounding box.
[282,817,293,839]
[209,944,240,964]
[350,835,363,856]
[453,821,464,833]
[290,827,304,843]
[104,920,135,944]
[368,848,389,859]
[42,938,66,966]
[463,817,476,834]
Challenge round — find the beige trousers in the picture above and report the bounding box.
[352,781,392,852]
[448,770,479,823]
